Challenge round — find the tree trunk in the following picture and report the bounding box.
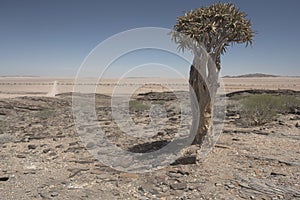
[189,50,219,147]
[189,64,212,146]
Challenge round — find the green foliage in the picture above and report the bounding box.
[172,2,254,69]
[239,94,300,126]
[34,109,56,119]
[173,2,254,47]
[239,94,281,126]
[129,100,150,112]
[279,95,300,113]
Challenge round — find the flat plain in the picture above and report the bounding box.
[0,76,299,98]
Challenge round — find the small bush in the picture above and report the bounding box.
[239,94,286,126]
[129,100,150,112]
[34,109,56,119]
[279,95,300,114]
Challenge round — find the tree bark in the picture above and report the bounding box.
[189,53,218,147]
[189,64,212,145]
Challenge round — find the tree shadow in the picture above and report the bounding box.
[127,140,170,153]
[127,139,197,165]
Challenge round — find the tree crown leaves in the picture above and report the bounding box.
[173,2,254,56]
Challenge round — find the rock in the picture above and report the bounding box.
[167,172,183,178]
[86,142,95,149]
[225,183,236,189]
[290,116,300,120]
[69,142,78,146]
[226,110,237,117]
[169,117,178,121]
[42,148,51,153]
[55,144,63,148]
[139,185,160,194]
[0,177,9,181]
[16,154,26,158]
[28,144,37,150]
[171,156,196,165]
[74,159,94,164]
[49,152,57,157]
[50,192,59,197]
[170,182,187,190]
[94,173,113,180]
[270,172,286,176]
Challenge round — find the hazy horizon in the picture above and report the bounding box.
[1,73,300,79]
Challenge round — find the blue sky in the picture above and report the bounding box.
[0,0,299,77]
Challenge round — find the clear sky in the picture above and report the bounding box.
[0,0,299,77]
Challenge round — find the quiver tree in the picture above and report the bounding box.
[172,3,254,147]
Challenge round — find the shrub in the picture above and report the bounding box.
[129,100,150,112]
[239,94,285,126]
[279,95,300,114]
[34,109,56,119]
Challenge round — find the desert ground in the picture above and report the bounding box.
[0,76,299,98]
[0,76,299,199]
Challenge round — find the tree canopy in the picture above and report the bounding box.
[172,2,254,69]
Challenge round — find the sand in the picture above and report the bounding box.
[0,76,299,98]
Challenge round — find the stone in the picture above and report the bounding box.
[86,142,95,149]
[55,144,63,148]
[50,192,59,197]
[170,182,187,190]
[16,154,26,158]
[28,144,37,150]
[0,177,9,181]
[49,152,57,157]
[95,173,113,180]
[171,156,197,165]
[42,148,51,153]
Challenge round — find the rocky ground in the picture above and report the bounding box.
[0,91,299,200]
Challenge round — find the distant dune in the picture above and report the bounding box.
[0,75,40,78]
[223,73,280,78]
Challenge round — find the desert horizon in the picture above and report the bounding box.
[0,75,299,99]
